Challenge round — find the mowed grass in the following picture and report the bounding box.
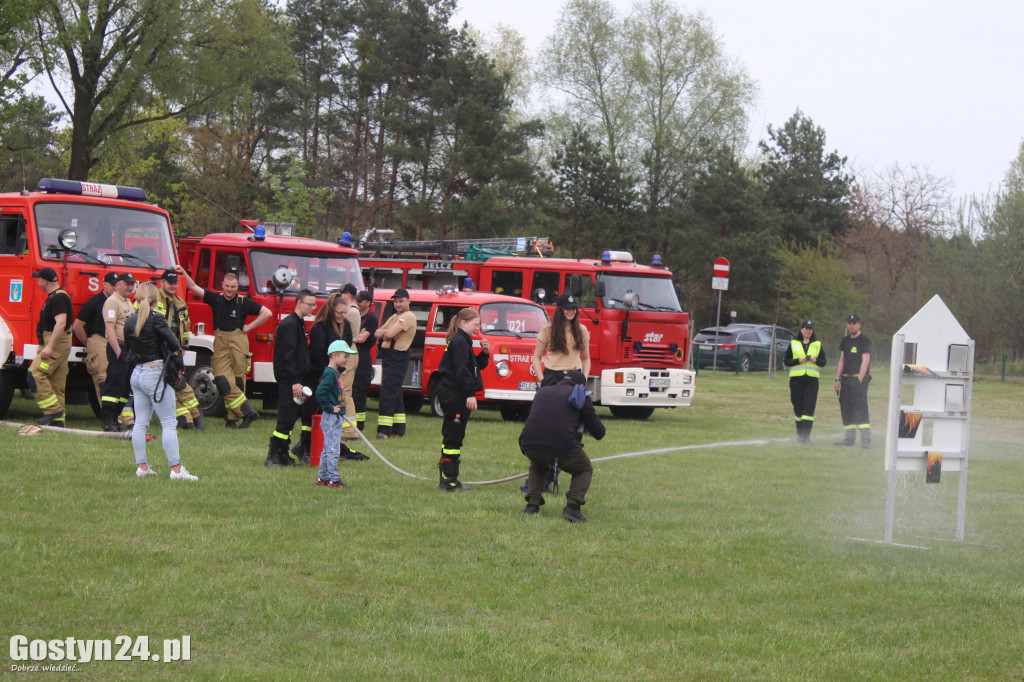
[2,369,1023,680]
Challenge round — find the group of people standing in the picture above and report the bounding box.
[784,314,873,448]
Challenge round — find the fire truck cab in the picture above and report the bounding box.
[0,178,181,418]
[369,287,548,421]
[360,240,695,419]
[177,223,363,415]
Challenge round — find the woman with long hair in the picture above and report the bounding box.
[290,292,345,462]
[435,307,489,491]
[532,292,591,387]
[125,281,197,480]
[783,320,827,444]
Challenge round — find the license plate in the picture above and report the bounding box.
[699,345,714,351]
[649,378,670,388]
[519,381,539,390]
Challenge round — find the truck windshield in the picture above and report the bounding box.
[478,301,548,337]
[250,251,362,296]
[34,203,176,269]
[598,273,682,312]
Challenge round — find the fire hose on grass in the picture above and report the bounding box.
[340,416,782,487]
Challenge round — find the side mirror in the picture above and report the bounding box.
[594,280,605,298]
[570,273,583,298]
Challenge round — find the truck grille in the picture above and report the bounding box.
[622,338,679,365]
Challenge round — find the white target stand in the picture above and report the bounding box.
[877,296,974,548]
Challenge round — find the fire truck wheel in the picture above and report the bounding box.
[187,352,227,418]
[608,406,654,420]
[429,384,444,419]
[0,370,15,418]
[403,393,424,414]
[499,404,530,422]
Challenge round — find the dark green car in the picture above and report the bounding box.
[692,324,796,372]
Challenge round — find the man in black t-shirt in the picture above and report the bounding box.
[352,291,379,432]
[175,266,271,428]
[29,267,73,426]
[72,272,117,407]
[834,314,873,448]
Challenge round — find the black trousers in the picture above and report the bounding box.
[439,387,471,459]
[521,444,593,507]
[839,375,871,427]
[352,349,373,425]
[100,341,131,419]
[377,348,409,436]
[272,385,302,442]
[789,375,819,421]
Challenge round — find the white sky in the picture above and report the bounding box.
[453,0,1024,200]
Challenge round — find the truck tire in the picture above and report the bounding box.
[187,351,226,417]
[499,403,530,422]
[0,369,15,418]
[608,405,654,420]
[429,382,444,419]
[403,393,424,413]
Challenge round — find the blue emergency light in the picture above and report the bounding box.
[339,231,352,246]
[651,252,663,267]
[601,250,612,265]
[253,224,266,241]
[36,178,147,202]
[463,276,475,291]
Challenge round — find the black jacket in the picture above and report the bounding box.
[437,329,488,399]
[519,378,606,455]
[125,311,180,364]
[307,318,340,383]
[274,311,310,386]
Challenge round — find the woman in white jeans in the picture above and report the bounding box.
[124,282,198,480]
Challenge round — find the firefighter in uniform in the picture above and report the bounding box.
[175,266,270,428]
[156,270,203,430]
[352,290,379,432]
[99,273,137,431]
[29,267,73,426]
[834,314,872,448]
[373,289,416,439]
[266,289,316,467]
[783,320,826,444]
[72,271,117,407]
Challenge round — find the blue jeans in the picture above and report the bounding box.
[317,411,343,482]
[130,364,180,468]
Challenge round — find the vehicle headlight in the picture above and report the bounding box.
[683,374,693,384]
[626,372,636,383]
[58,229,78,250]
[495,360,510,377]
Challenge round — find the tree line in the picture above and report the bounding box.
[3,0,1022,362]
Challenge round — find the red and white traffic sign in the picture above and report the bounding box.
[713,257,730,277]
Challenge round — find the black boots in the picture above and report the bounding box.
[860,428,871,449]
[834,429,856,447]
[291,431,311,464]
[562,503,587,523]
[266,437,300,467]
[239,401,260,429]
[438,457,466,491]
[796,420,812,444]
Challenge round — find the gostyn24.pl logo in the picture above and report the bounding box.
[9,635,191,665]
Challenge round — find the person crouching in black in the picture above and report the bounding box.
[519,375,606,522]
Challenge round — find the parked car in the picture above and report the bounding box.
[692,324,796,372]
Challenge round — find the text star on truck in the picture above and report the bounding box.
[176,221,364,416]
[0,178,183,418]
[359,237,695,419]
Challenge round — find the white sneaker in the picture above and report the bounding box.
[169,467,198,481]
[136,466,157,478]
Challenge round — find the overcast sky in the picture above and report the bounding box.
[452,0,1024,201]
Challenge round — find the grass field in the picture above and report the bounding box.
[2,370,1023,680]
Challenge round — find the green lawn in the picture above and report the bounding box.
[2,370,1022,680]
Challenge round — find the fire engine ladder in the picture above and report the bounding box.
[358,234,553,260]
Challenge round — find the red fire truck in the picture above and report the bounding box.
[0,178,182,418]
[359,237,695,419]
[177,222,364,415]
[367,287,548,420]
